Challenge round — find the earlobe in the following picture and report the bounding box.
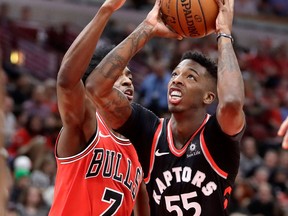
[203,92,215,105]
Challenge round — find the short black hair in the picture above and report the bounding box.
[82,44,116,83]
[180,51,217,81]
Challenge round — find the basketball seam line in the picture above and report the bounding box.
[176,0,186,36]
[198,0,207,35]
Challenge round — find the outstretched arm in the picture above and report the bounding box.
[86,0,181,129]
[215,0,245,136]
[278,117,288,149]
[56,0,126,157]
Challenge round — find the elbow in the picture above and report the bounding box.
[57,64,73,89]
[219,95,244,114]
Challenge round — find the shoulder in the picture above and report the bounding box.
[116,103,160,135]
[130,103,159,122]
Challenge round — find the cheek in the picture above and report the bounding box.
[113,81,121,89]
[187,86,205,101]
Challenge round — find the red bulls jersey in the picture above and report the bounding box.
[49,113,142,216]
[116,103,244,216]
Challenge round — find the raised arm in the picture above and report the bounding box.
[86,0,181,129]
[56,0,126,157]
[215,0,245,136]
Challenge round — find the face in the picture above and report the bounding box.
[114,67,134,102]
[167,59,215,112]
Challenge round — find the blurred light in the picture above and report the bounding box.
[10,50,25,66]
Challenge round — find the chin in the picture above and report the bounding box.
[168,104,180,113]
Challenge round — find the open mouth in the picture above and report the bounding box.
[169,88,182,104]
[124,89,133,101]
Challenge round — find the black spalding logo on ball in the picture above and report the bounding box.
[162,13,176,24]
[194,15,202,23]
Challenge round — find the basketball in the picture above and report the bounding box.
[160,0,219,38]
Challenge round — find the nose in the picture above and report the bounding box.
[172,74,183,86]
[122,76,132,86]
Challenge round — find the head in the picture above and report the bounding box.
[82,44,134,102]
[168,51,217,112]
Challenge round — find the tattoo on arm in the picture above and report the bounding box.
[218,43,240,76]
[99,23,153,82]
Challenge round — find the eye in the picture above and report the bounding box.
[171,71,177,77]
[126,74,133,81]
[187,74,196,80]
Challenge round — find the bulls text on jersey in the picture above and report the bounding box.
[86,148,142,200]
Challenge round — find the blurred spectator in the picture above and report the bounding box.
[239,136,263,177]
[263,149,279,172]
[138,49,170,117]
[249,165,270,192]
[269,167,288,194]
[13,155,32,172]
[247,182,284,216]
[0,2,12,28]
[14,6,39,29]
[9,158,31,204]
[229,179,254,214]
[30,154,56,191]
[22,84,52,119]
[7,114,52,167]
[7,73,33,115]
[4,95,18,147]
[15,186,49,216]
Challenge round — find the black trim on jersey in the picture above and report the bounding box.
[115,103,160,178]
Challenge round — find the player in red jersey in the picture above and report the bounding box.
[48,0,148,215]
[85,0,246,215]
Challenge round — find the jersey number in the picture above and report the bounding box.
[165,192,201,216]
[101,188,124,216]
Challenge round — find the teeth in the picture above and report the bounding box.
[171,90,182,97]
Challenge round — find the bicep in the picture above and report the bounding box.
[216,105,245,136]
[57,82,86,126]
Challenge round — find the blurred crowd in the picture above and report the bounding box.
[0,1,288,216]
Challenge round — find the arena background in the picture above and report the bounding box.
[0,0,288,215]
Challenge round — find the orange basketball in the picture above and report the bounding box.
[160,0,219,38]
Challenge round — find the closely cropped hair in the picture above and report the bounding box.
[180,51,218,81]
[82,44,116,83]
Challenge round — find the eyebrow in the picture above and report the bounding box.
[188,67,199,76]
[125,68,132,75]
[126,71,132,76]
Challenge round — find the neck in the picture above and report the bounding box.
[170,111,207,149]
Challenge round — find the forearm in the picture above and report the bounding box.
[217,38,244,106]
[216,37,245,135]
[58,6,114,86]
[87,21,154,97]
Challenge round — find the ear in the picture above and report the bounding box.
[203,91,215,105]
